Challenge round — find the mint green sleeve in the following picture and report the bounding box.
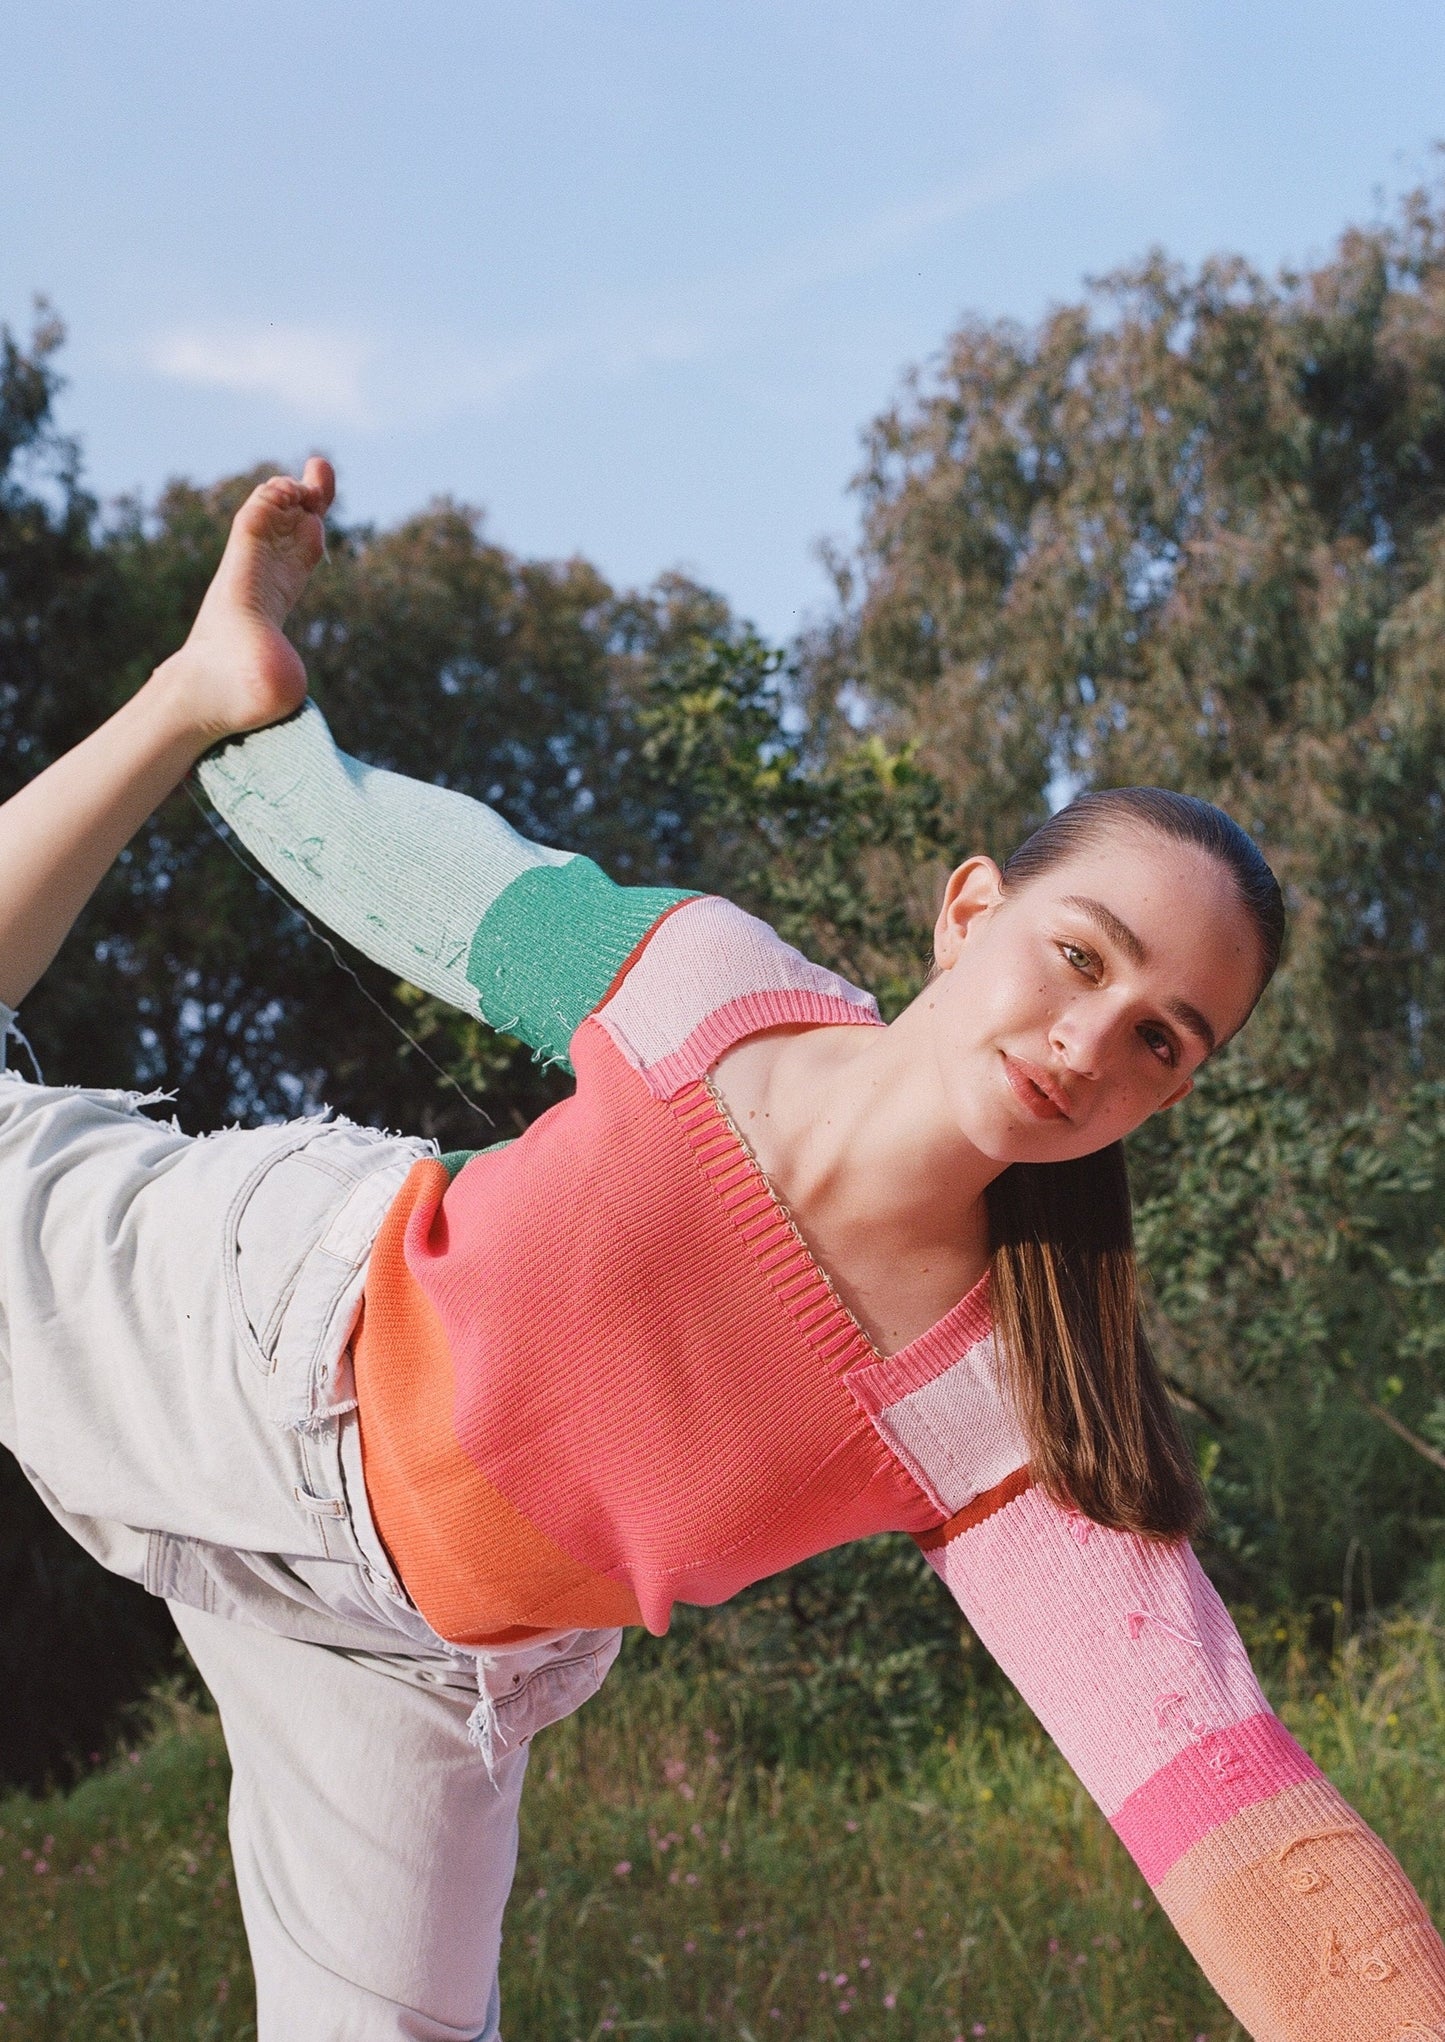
[196,702,693,1067]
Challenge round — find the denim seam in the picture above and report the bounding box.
[221,1121,335,1376]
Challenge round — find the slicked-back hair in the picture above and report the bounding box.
[983,788,1284,1540]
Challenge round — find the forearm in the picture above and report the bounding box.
[925,1479,1445,2037]
[1148,1771,1445,2038]
[0,661,207,1009]
[198,701,691,1066]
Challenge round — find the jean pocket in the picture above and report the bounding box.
[225,1124,429,1429]
[470,1629,624,1771]
[225,1131,358,1377]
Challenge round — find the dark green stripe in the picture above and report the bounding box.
[466,858,695,1068]
[438,1139,515,1181]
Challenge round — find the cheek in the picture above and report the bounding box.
[938,941,1053,1053]
[1114,1065,1183,1126]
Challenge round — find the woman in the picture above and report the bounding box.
[2,461,1442,2040]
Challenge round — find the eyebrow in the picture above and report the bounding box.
[1059,894,1218,1055]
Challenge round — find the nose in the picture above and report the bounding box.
[1049,1000,1120,1081]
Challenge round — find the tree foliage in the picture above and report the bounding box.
[816,170,1445,1089]
[0,313,958,1784]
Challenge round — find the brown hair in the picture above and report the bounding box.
[984,788,1284,1541]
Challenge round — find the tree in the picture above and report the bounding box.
[815,167,1445,1091]
[805,165,1445,1613]
[0,311,179,1788]
[7,166,1445,1770]
[0,307,973,1778]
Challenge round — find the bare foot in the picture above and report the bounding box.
[164,457,336,745]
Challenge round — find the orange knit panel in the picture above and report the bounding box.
[352,1158,642,1644]
[914,1466,1032,1551]
[1155,1776,1445,2039]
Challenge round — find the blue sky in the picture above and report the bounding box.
[5,2,1443,643]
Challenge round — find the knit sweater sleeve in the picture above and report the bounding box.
[196,702,694,1067]
[921,1480,1445,2039]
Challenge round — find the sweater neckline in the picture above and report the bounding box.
[691,1070,993,1385]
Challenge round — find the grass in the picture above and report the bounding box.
[2,1600,1444,2041]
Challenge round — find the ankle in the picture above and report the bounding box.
[131,655,228,760]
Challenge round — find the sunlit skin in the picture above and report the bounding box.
[713,840,1264,1358]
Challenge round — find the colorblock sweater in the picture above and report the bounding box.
[200,705,1445,2042]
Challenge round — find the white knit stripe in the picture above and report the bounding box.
[594,896,879,1075]
[198,703,575,1017]
[868,1335,1029,1515]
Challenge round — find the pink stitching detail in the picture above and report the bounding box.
[1200,1741,1244,1781]
[1152,1691,1254,1780]
[1125,1609,1205,1649]
[1153,1691,1192,1731]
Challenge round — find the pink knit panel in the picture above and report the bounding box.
[1111,1710,1320,1884]
[925,1484,1271,1822]
[594,894,881,1098]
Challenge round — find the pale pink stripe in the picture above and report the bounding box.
[1112,1713,1320,1885]
[625,989,883,1099]
[926,1483,1269,1817]
[594,895,880,1079]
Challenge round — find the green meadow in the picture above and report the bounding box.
[4,1590,1443,2042]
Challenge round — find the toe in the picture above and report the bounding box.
[299,455,336,513]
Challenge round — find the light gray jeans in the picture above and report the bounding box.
[0,1063,620,2040]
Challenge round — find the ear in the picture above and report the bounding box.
[933,856,1004,970]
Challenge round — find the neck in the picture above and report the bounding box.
[713,1002,1004,1351]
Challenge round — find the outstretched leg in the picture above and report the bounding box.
[0,456,334,1014]
[172,1605,526,2042]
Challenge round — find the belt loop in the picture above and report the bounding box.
[294,1485,348,1520]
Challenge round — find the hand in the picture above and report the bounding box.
[159,456,336,746]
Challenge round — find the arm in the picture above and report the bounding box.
[921,1477,1445,2039]
[0,673,212,1011]
[198,703,693,1069]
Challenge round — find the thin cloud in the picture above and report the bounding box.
[496,84,1165,395]
[145,320,561,430]
[142,87,1160,432]
[149,322,373,422]
[693,82,1165,317]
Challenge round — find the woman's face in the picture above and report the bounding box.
[923,828,1264,1166]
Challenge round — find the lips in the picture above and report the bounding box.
[1001,1052,1072,1121]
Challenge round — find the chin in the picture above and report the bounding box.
[963,1115,1056,1167]
[981,1113,1103,1168]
